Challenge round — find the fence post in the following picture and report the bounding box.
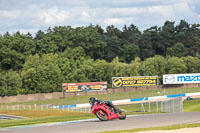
[167,100,170,112]
[176,100,179,112]
[161,101,164,112]
[180,100,183,112]
[62,105,64,111]
[180,97,187,112]
[148,101,151,112]
[141,97,146,112]
[156,101,158,112]
[34,104,37,110]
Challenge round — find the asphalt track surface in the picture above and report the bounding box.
[0,112,200,133]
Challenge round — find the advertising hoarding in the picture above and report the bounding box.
[62,82,107,93]
[163,73,200,84]
[112,76,158,88]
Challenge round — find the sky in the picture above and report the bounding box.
[0,0,200,36]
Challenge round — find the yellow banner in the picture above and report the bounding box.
[112,76,158,88]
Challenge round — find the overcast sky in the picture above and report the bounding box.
[0,0,200,35]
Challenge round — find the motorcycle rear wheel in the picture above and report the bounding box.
[96,109,108,121]
[119,111,126,120]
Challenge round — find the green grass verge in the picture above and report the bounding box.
[183,99,200,112]
[0,112,95,128]
[97,123,200,133]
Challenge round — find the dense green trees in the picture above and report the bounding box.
[0,70,22,96]
[22,54,62,94]
[0,20,200,96]
[139,55,166,76]
[167,43,188,57]
[0,32,35,70]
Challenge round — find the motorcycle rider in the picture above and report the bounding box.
[89,97,122,113]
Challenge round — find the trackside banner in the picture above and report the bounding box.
[163,73,200,84]
[62,82,107,93]
[112,76,158,88]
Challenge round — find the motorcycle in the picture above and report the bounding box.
[91,101,126,121]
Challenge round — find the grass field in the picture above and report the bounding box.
[0,110,87,118]
[183,99,200,112]
[0,110,95,127]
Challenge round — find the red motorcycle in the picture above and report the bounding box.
[91,101,126,121]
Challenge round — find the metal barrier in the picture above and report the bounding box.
[141,97,146,112]
[161,97,186,113]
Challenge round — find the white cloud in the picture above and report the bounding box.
[107,8,146,16]
[104,18,125,25]
[104,1,199,29]
[80,10,93,22]
[38,7,70,25]
[0,10,21,19]
[0,0,200,34]
[106,2,191,21]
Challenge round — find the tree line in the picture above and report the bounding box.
[0,20,200,96]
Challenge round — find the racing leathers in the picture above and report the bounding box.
[90,98,121,113]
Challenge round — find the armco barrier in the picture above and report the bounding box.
[167,94,185,98]
[58,105,77,109]
[130,97,148,102]
[57,92,200,109]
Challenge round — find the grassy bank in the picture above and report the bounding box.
[0,110,94,128]
[0,110,88,118]
[183,99,200,112]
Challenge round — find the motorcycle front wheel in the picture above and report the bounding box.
[119,111,126,120]
[96,109,108,121]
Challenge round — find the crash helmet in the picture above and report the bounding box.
[89,97,95,104]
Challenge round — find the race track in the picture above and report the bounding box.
[0,112,200,133]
